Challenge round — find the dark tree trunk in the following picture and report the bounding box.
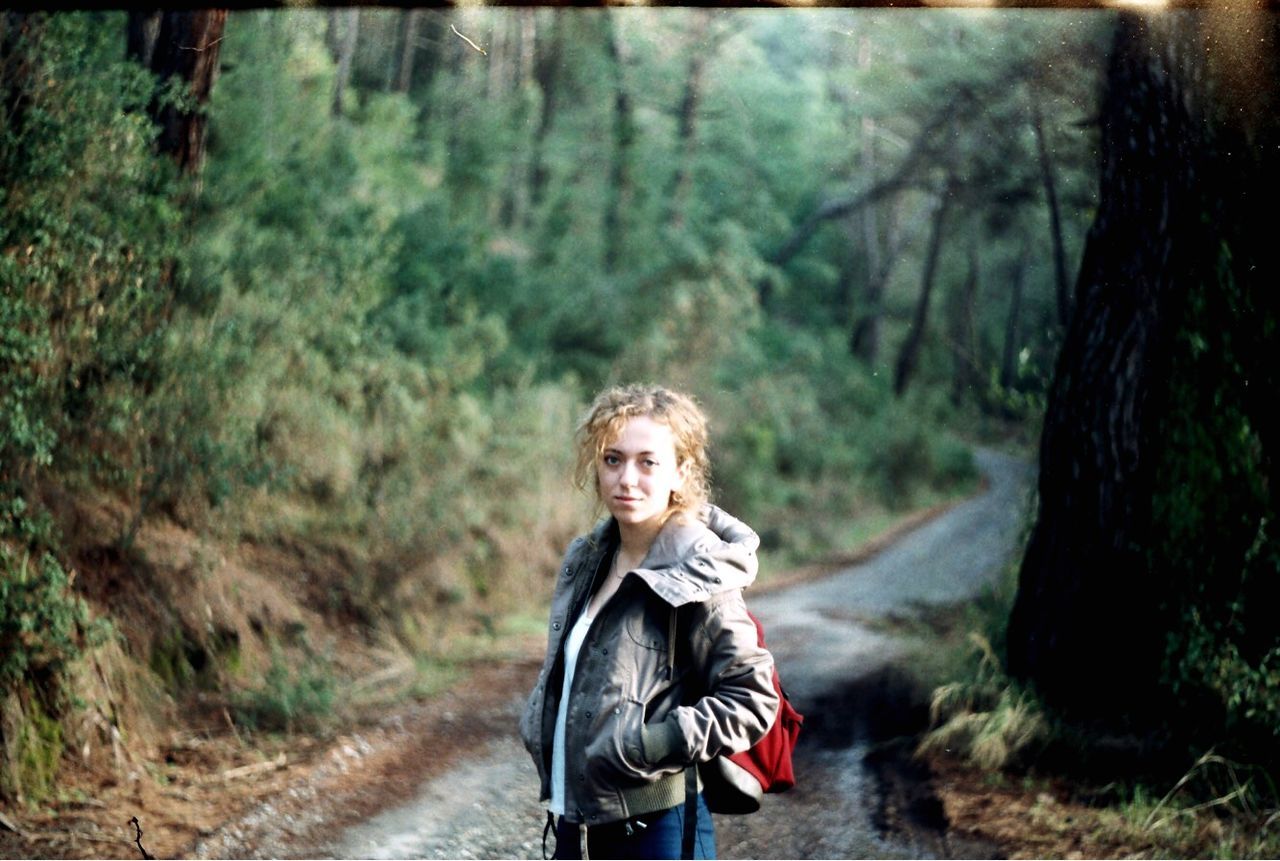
[147,10,228,179]
[1030,96,1072,329]
[330,9,358,117]
[893,181,953,397]
[395,9,421,95]
[528,11,565,215]
[665,9,713,232]
[410,11,449,124]
[949,241,980,407]
[1005,14,1268,730]
[998,240,1029,392]
[125,10,161,66]
[602,10,635,274]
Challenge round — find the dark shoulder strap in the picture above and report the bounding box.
[682,766,697,860]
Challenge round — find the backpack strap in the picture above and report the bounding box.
[672,604,697,859]
[666,607,678,680]
[682,765,697,859]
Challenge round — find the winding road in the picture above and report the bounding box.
[212,447,1033,859]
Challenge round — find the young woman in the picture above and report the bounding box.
[520,385,779,860]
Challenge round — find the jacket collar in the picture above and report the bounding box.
[586,504,760,607]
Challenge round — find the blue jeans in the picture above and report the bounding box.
[551,793,716,860]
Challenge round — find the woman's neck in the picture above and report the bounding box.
[616,517,665,566]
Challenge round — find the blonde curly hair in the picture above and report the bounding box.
[573,384,711,524]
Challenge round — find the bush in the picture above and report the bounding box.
[0,546,97,693]
[920,633,1051,771]
[231,650,335,734]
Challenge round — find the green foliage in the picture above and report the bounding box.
[0,10,1102,788]
[0,546,98,694]
[1154,242,1280,751]
[231,649,335,734]
[0,690,62,804]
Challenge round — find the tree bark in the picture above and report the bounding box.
[893,180,954,397]
[665,9,713,232]
[395,9,421,95]
[330,9,358,117]
[998,240,1029,392]
[949,240,980,406]
[528,11,565,215]
[125,10,161,67]
[1030,95,1072,329]
[1006,15,1225,726]
[603,9,635,273]
[147,10,228,180]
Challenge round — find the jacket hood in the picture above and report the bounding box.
[588,504,761,607]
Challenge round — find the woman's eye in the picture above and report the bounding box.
[603,454,620,466]
[644,459,659,468]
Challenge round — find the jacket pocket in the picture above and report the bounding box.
[613,697,649,775]
[623,612,673,702]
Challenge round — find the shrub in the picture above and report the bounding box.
[0,546,97,693]
[231,650,335,734]
[920,633,1051,771]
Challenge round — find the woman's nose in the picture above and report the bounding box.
[620,461,639,486]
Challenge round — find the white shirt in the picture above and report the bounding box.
[549,609,594,816]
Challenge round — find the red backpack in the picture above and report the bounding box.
[700,610,804,814]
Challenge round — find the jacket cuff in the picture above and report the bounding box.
[640,719,684,766]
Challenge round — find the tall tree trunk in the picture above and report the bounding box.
[949,240,980,407]
[487,12,510,100]
[848,34,885,363]
[1030,95,1072,329]
[330,9,358,117]
[602,10,635,274]
[125,10,161,66]
[410,11,449,124]
[395,9,421,95]
[528,10,564,216]
[148,10,228,181]
[850,243,897,363]
[893,180,954,397]
[1005,14,1269,731]
[665,10,713,232]
[998,239,1030,392]
[498,10,535,230]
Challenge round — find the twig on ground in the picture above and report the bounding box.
[130,816,154,860]
[216,751,287,782]
[0,809,26,838]
[223,706,244,746]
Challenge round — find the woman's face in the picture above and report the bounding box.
[598,415,686,533]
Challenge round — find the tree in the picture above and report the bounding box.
[1007,12,1280,753]
[329,9,358,116]
[602,9,635,273]
[133,10,228,179]
[893,177,954,397]
[528,10,565,215]
[1029,95,1072,328]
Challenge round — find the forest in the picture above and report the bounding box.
[1,6,1277,858]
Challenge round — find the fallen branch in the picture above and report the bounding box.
[0,809,26,838]
[216,751,287,782]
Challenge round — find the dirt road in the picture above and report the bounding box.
[200,447,1032,860]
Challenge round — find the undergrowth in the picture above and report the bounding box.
[921,563,1280,859]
